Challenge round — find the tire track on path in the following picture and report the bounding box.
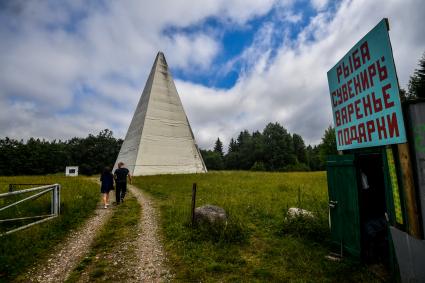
[128,184,172,282]
[25,200,114,282]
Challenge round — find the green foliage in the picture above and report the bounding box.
[292,133,307,164]
[201,150,224,170]
[213,138,224,157]
[213,122,330,172]
[0,176,99,281]
[306,145,322,171]
[319,126,338,167]
[263,123,296,170]
[283,163,310,172]
[408,52,425,99]
[0,129,122,176]
[250,161,266,171]
[133,171,378,282]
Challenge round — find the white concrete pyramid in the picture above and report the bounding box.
[114,52,207,176]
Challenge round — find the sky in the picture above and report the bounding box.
[0,0,424,150]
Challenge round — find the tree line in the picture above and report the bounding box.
[200,123,337,171]
[0,129,122,176]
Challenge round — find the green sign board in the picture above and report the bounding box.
[327,19,407,150]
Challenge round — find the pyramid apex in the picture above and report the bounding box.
[155,51,167,66]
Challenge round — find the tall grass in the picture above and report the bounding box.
[133,171,378,282]
[0,176,100,282]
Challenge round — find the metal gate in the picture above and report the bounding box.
[0,184,61,236]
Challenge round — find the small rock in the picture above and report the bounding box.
[194,205,227,224]
[286,207,314,219]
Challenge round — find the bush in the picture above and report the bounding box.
[282,163,310,172]
[250,161,266,171]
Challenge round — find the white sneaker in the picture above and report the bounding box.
[104,205,107,209]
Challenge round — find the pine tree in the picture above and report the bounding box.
[319,126,338,167]
[408,52,425,99]
[213,138,224,157]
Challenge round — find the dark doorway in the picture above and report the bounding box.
[357,153,389,265]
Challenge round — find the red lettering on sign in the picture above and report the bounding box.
[382,83,394,109]
[347,103,354,122]
[368,63,376,87]
[341,107,348,124]
[387,112,399,138]
[335,110,341,126]
[343,61,350,79]
[347,79,354,98]
[360,41,370,64]
[358,123,366,143]
[366,120,375,141]
[360,69,370,91]
[350,125,358,143]
[337,66,343,83]
[344,128,351,144]
[377,58,388,81]
[353,75,361,95]
[336,88,342,105]
[355,99,362,119]
[342,84,348,102]
[362,95,372,117]
[376,116,387,139]
[332,91,337,107]
[352,49,361,70]
[338,130,343,146]
[372,92,383,113]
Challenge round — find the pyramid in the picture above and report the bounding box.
[114,52,207,176]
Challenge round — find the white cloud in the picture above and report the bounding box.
[311,0,329,11]
[176,0,425,148]
[0,0,424,152]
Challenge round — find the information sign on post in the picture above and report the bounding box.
[327,18,406,150]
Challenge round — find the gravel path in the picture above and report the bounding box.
[22,182,172,282]
[128,184,172,282]
[25,200,114,283]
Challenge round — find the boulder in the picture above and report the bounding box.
[194,205,227,224]
[286,207,314,219]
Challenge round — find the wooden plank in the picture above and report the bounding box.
[397,143,422,238]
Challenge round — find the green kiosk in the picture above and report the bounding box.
[326,18,424,280]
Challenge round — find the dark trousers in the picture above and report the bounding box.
[115,182,127,203]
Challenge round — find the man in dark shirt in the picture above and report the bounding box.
[113,162,132,204]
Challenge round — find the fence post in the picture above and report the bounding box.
[191,183,197,227]
[51,189,54,214]
[57,185,61,215]
[53,186,58,215]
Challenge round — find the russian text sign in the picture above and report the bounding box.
[327,19,406,150]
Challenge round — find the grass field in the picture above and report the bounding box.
[0,176,100,282]
[133,171,379,282]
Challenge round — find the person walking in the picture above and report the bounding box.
[114,162,132,204]
[100,167,114,209]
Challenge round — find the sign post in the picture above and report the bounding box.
[327,18,406,151]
